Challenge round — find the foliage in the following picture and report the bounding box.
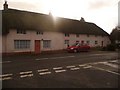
[102,44,116,51]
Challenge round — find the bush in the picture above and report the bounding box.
[91,46,101,51]
[102,44,116,51]
[116,43,120,49]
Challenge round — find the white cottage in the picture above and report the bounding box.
[1,2,111,54]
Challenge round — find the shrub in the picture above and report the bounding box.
[105,44,116,51]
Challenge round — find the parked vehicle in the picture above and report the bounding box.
[67,43,90,53]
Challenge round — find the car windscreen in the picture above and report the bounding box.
[71,43,80,46]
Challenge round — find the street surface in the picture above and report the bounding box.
[1,51,120,88]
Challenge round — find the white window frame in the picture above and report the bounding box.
[36,31,43,35]
[14,40,30,49]
[65,33,70,37]
[43,40,51,48]
[65,40,69,45]
[95,41,98,45]
[86,40,90,45]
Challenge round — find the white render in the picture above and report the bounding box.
[0,35,2,53]
[2,29,111,53]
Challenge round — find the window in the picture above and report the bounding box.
[87,34,89,37]
[17,29,26,34]
[76,41,79,43]
[14,40,30,49]
[65,40,69,45]
[43,40,51,48]
[95,41,98,44]
[86,41,90,45]
[65,33,70,37]
[75,41,79,45]
[76,34,79,37]
[36,31,43,35]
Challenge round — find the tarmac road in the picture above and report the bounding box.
[1,51,120,88]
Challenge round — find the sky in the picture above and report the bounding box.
[0,0,119,34]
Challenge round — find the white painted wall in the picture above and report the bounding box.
[64,34,111,47]
[4,29,64,52]
[5,29,33,53]
[3,29,111,53]
[40,31,64,51]
[0,35,2,53]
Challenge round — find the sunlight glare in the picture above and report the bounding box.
[44,0,88,18]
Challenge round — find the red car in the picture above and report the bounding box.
[67,43,90,53]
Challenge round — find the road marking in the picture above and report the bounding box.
[36,56,75,60]
[55,70,66,73]
[0,74,13,77]
[66,65,76,68]
[20,74,33,78]
[79,64,87,67]
[0,60,118,80]
[78,60,118,67]
[20,71,33,78]
[92,66,120,76]
[1,77,12,80]
[0,74,13,81]
[0,61,11,64]
[108,60,118,63]
[100,62,118,68]
[92,62,100,65]
[89,54,103,56]
[70,67,80,70]
[36,58,49,60]
[94,54,105,55]
[38,69,49,72]
[50,56,75,60]
[83,65,92,69]
[20,71,32,74]
[39,72,51,75]
[38,69,51,75]
[90,53,117,56]
[53,67,63,70]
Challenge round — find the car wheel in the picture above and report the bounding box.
[74,49,77,53]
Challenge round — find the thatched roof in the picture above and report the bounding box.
[2,8,109,36]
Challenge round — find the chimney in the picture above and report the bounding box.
[80,17,85,22]
[3,0,8,10]
[49,11,53,16]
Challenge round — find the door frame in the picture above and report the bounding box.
[34,40,41,54]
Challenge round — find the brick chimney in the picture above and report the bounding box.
[3,0,8,10]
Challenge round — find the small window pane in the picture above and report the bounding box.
[65,33,69,37]
[86,41,90,45]
[65,40,69,45]
[14,40,30,49]
[43,40,51,48]
[17,29,26,34]
[95,41,98,44]
[36,31,43,35]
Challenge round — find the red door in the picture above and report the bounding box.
[81,40,84,44]
[101,41,103,47]
[35,40,41,53]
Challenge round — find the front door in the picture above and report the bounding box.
[81,40,84,45]
[35,40,41,53]
[101,41,103,47]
